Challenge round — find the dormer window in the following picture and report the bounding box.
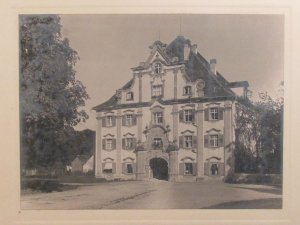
[126,92,134,101]
[183,86,192,96]
[154,62,162,74]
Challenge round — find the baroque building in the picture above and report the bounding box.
[93,36,248,182]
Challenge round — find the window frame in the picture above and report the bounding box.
[105,139,113,150]
[183,135,193,148]
[125,114,133,126]
[126,92,134,101]
[183,109,193,123]
[152,138,163,149]
[152,85,163,97]
[183,86,192,96]
[125,138,134,149]
[103,162,113,174]
[154,62,162,74]
[153,112,163,124]
[106,116,113,127]
[209,135,219,147]
[126,163,134,174]
[209,108,219,120]
[184,163,193,175]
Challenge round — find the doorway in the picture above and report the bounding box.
[149,158,169,180]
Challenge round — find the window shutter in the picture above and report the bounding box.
[102,117,106,127]
[204,162,209,176]
[193,135,197,148]
[192,163,197,176]
[179,110,184,122]
[133,138,137,149]
[112,116,116,127]
[133,114,137,125]
[122,138,125,149]
[219,163,224,176]
[122,115,126,126]
[204,135,209,147]
[112,139,116,150]
[179,163,184,175]
[132,163,136,174]
[204,108,209,121]
[122,163,126,174]
[112,162,116,174]
[219,107,224,120]
[179,136,183,148]
[102,162,106,172]
[102,139,106,150]
[192,109,196,123]
[218,134,224,147]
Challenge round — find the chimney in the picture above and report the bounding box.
[183,44,190,61]
[191,44,198,55]
[210,59,217,74]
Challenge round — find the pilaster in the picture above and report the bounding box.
[173,69,178,99]
[95,112,103,178]
[136,149,147,180]
[169,150,179,182]
[224,100,234,176]
[137,108,143,142]
[138,74,142,102]
[196,103,205,180]
[116,109,122,177]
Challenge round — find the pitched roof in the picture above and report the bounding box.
[73,155,92,164]
[93,36,245,112]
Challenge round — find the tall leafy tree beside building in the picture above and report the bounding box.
[20,15,89,170]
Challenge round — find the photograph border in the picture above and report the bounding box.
[1,0,299,224]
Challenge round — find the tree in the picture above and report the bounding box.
[235,83,283,174]
[20,15,89,170]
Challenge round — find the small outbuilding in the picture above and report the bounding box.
[71,155,94,174]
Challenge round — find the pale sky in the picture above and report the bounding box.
[60,14,284,131]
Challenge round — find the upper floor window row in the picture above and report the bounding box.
[205,107,224,121]
[101,114,137,127]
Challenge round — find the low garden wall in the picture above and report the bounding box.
[225,173,282,185]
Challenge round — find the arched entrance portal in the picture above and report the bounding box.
[149,158,169,181]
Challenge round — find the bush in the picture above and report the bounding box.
[224,173,282,185]
[22,179,63,192]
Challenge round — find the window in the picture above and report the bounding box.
[184,163,193,175]
[153,112,163,124]
[125,114,133,126]
[126,164,133,174]
[125,138,134,149]
[183,86,192,95]
[106,116,113,126]
[152,85,163,97]
[210,163,219,175]
[209,135,219,147]
[105,139,113,150]
[209,108,219,120]
[103,162,113,173]
[126,92,133,101]
[184,109,193,122]
[152,138,163,149]
[154,62,162,74]
[184,136,193,148]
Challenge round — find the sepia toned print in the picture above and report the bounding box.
[20,14,283,209]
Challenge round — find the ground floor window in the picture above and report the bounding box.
[210,163,219,175]
[103,162,113,173]
[184,163,193,175]
[126,163,133,174]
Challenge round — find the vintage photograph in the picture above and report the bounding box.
[20,14,284,209]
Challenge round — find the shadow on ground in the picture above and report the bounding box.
[203,198,282,209]
[232,186,282,195]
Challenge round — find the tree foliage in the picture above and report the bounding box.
[20,15,89,170]
[235,83,283,174]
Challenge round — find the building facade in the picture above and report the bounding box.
[93,36,248,182]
